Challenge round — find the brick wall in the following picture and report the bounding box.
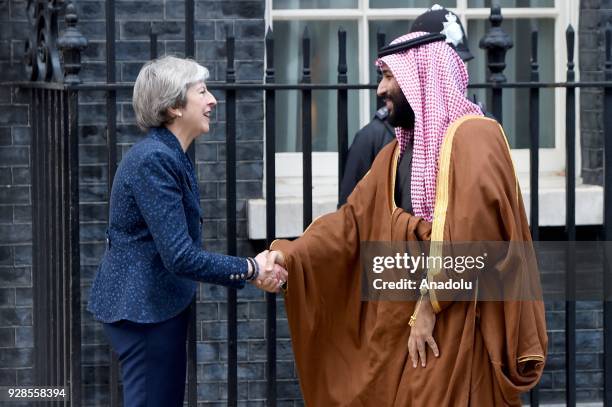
[0,0,35,393]
[579,0,611,185]
[536,232,605,402]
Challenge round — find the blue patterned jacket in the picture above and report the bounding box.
[88,127,246,323]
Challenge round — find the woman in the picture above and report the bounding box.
[87,56,286,407]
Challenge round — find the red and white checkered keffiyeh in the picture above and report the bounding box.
[377,31,483,222]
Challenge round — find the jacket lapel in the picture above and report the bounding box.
[151,127,200,201]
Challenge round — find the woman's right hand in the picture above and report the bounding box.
[252,250,287,293]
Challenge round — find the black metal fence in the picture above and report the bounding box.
[6,0,612,406]
[14,3,87,404]
[28,84,82,404]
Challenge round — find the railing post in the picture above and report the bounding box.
[183,1,197,405]
[53,85,64,395]
[30,85,39,388]
[528,22,540,407]
[376,29,386,109]
[565,24,577,407]
[479,5,513,124]
[45,87,52,385]
[337,27,348,197]
[603,24,612,407]
[102,0,120,401]
[57,3,86,404]
[264,27,277,407]
[105,0,117,195]
[185,0,194,58]
[225,29,239,407]
[149,23,158,59]
[529,24,540,242]
[302,26,313,229]
[185,0,195,164]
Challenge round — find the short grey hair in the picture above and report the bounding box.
[132,56,210,132]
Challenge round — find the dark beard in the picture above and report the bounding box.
[386,90,415,129]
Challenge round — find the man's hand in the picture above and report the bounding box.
[265,250,285,270]
[251,250,287,293]
[266,250,287,291]
[407,297,439,368]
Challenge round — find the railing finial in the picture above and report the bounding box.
[566,25,575,82]
[530,22,539,82]
[57,2,88,85]
[337,27,347,83]
[226,27,235,83]
[479,4,513,84]
[265,26,274,79]
[302,26,311,82]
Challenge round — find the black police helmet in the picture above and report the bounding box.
[410,4,474,62]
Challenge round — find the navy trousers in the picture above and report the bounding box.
[103,306,191,407]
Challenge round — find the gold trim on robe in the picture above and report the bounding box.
[427,115,488,313]
[517,354,546,364]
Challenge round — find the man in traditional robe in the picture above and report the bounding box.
[268,31,547,406]
[339,4,475,206]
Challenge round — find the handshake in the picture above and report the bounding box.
[248,250,287,293]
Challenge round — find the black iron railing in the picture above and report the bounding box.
[18,2,87,405]
[30,85,82,405]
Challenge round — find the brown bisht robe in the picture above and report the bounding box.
[271,115,547,406]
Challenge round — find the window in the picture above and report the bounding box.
[274,20,360,152]
[245,1,585,238]
[267,0,579,175]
